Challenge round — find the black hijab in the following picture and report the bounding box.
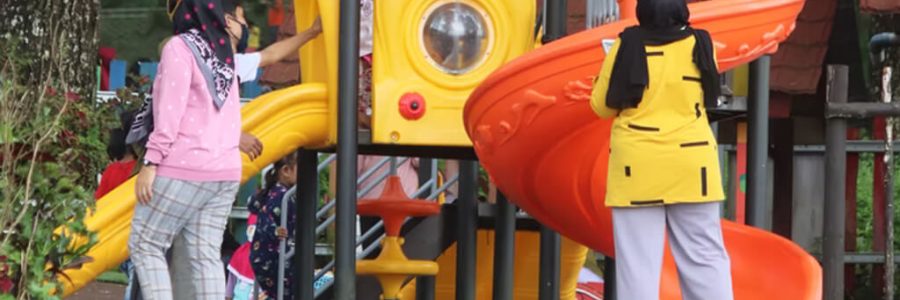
[605,0,720,110]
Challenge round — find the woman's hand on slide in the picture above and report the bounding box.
[275,227,288,239]
[135,166,157,204]
[240,133,263,161]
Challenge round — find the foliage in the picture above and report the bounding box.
[0,36,130,298]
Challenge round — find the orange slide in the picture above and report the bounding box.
[463,0,821,299]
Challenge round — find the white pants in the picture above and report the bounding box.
[612,202,734,300]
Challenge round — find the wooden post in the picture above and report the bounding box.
[735,122,748,224]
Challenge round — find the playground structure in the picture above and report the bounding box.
[60,0,830,299]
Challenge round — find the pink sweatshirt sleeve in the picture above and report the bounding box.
[144,37,193,164]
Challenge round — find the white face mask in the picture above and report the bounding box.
[246,225,256,241]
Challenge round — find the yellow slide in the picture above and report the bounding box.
[61,82,586,298]
[60,83,329,296]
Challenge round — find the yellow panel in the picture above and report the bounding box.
[371,0,537,146]
[295,0,340,145]
[732,64,749,97]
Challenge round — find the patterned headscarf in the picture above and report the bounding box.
[169,0,236,109]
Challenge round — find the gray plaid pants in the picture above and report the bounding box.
[128,176,238,300]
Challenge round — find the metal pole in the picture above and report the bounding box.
[539,226,561,300]
[492,192,516,300]
[747,55,771,229]
[279,188,292,300]
[336,0,360,298]
[295,150,318,300]
[541,0,568,44]
[456,161,478,300]
[824,65,849,300]
[415,277,436,300]
[416,158,436,300]
[603,257,617,300]
[540,2,565,299]
[882,63,895,300]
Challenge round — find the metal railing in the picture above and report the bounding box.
[263,155,456,299]
[586,0,620,29]
[313,174,460,298]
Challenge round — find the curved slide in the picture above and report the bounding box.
[60,83,330,296]
[464,0,822,299]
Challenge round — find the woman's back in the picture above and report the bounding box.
[591,35,724,207]
[595,36,708,135]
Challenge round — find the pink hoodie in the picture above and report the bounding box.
[144,37,242,182]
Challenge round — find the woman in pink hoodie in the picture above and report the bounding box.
[127,1,249,299]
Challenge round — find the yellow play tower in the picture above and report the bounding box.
[59,1,587,299]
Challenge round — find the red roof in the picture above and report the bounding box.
[861,0,900,12]
[770,0,837,95]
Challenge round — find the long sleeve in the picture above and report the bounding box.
[590,39,622,119]
[287,196,297,242]
[247,192,265,215]
[144,37,194,164]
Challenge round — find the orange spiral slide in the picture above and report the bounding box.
[463,0,822,299]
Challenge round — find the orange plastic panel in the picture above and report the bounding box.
[463,1,821,299]
[357,176,441,236]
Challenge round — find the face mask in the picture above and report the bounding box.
[236,23,249,53]
[227,15,250,53]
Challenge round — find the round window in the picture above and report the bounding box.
[421,2,491,75]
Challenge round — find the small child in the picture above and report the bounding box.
[227,214,258,300]
[95,128,137,200]
[248,154,297,299]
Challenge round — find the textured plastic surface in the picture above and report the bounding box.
[463,1,821,299]
[357,176,441,236]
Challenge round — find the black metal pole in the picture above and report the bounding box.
[747,55,771,228]
[295,150,318,300]
[541,0,568,44]
[416,158,436,300]
[456,161,478,300]
[492,192,516,300]
[415,277,435,300]
[539,226,561,300]
[539,2,565,299]
[336,0,360,299]
[824,65,849,300]
[417,158,437,189]
[603,257,617,300]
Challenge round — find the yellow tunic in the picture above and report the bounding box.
[591,36,725,207]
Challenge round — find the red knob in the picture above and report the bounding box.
[399,93,426,120]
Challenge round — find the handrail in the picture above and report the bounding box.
[315,177,434,238]
[311,156,405,220]
[312,174,460,297]
[313,158,415,233]
[271,155,443,299]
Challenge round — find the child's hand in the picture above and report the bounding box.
[309,17,322,36]
[275,227,288,239]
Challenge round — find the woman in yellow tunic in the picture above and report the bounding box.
[590,0,733,299]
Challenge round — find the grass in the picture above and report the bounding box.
[95,271,128,285]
